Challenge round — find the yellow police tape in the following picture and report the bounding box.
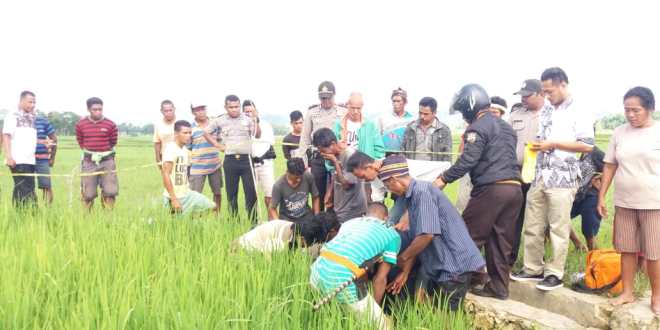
[275,141,459,156]
[1,141,460,178]
[0,163,159,178]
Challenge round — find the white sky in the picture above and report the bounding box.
[1,0,658,125]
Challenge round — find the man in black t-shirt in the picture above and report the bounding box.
[282,110,304,160]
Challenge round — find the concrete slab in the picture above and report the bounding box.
[609,297,660,330]
[465,293,587,330]
[508,280,613,329]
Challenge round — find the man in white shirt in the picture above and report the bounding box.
[234,211,340,254]
[511,67,595,291]
[243,100,276,210]
[161,120,215,215]
[153,100,176,169]
[2,91,38,207]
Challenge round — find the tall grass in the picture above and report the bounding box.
[0,133,630,329]
[0,136,473,329]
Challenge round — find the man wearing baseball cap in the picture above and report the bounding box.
[189,102,223,214]
[507,79,544,266]
[295,81,347,211]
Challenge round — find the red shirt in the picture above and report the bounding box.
[75,117,118,152]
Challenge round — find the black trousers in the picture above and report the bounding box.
[11,164,37,207]
[510,183,531,266]
[310,157,329,212]
[223,155,257,222]
[462,183,523,298]
[426,272,472,312]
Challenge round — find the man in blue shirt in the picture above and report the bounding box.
[34,115,57,205]
[379,154,484,311]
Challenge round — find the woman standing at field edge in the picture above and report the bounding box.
[597,86,660,314]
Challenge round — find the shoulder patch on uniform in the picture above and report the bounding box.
[466,132,477,143]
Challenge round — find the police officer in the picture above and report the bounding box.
[204,94,261,222]
[434,84,523,300]
[295,81,347,211]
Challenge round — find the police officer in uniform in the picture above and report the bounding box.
[434,84,523,300]
[204,95,261,222]
[295,81,347,211]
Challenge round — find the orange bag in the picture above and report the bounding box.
[583,249,623,295]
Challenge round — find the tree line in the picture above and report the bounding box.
[4,110,655,136]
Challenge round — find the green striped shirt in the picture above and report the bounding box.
[310,217,401,304]
[323,217,401,266]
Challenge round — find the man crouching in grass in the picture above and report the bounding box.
[310,203,399,330]
[234,211,340,255]
[162,120,215,215]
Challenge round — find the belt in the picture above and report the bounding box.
[225,154,250,160]
[495,179,521,186]
[83,152,115,162]
[320,251,367,279]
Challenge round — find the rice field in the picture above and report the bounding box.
[0,134,619,329]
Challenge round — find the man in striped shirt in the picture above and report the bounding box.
[310,202,399,330]
[35,115,57,205]
[75,97,119,211]
[379,155,484,311]
[188,102,222,213]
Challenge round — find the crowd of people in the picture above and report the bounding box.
[2,66,659,328]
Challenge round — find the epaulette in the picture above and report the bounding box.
[308,104,320,110]
[510,103,526,113]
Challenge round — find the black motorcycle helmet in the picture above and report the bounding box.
[449,84,491,123]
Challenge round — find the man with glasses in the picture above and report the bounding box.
[295,81,347,211]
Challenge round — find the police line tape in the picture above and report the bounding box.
[1,142,459,178]
[260,140,460,156]
[0,163,159,178]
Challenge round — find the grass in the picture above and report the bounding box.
[0,136,471,329]
[0,133,639,329]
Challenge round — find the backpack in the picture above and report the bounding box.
[573,249,623,295]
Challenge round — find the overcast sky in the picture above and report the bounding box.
[1,0,658,125]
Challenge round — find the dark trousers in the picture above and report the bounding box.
[462,183,523,297]
[10,164,37,207]
[426,272,472,312]
[384,262,470,312]
[510,183,531,266]
[310,157,329,212]
[223,155,257,222]
[570,194,602,239]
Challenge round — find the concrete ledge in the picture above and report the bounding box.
[609,298,660,329]
[508,281,613,329]
[465,294,587,330]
